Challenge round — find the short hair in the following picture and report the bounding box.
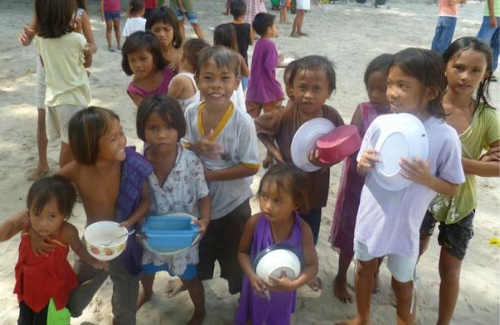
[230,0,247,19]
[27,175,77,218]
[136,95,186,142]
[364,53,393,87]
[252,13,275,37]
[390,48,446,119]
[121,31,165,76]
[146,7,183,49]
[195,45,241,78]
[284,59,298,84]
[289,55,336,93]
[35,0,75,38]
[256,163,309,214]
[68,106,120,166]
[182,38,210,70]
[213,23,239,53]
[129,0,144,15]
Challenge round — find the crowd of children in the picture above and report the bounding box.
[3,0,499,324]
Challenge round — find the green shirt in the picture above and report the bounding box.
[429,103,500,224]
[484,0,500,17]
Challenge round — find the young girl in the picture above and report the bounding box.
[341,48,465,325]
[33,0,92,169]
[246,13,284,118]
[291,0,311,37]
[255,55,344,291]
[243,0,267,24]
[230,0,254,90]
[100,0,122,52]
[234,163,318,324]
[167,38,209,111]
[146,7,184,72]
[0,176,105,324]
[329,53,393,303]
[122,0,147,39]
[135,95,211,324]
[419,37,499,324]
[122,31,173,107]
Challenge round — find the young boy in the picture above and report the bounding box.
[230,0,254,89]
[183,46,259,295]
[33,107,151,325]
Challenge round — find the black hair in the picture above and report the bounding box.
[129,0,145,15]
[136,95,186,142]
[284,59,298,84]
[121,31,165,76]
[230,0,247,19]
[213,23,239,53]
[364,53,393,87]
[390,48,446,119]
[35,0,75,38]
[182,38,210,70]
[443,37,495,111]
[252,13,275,37]
[289,55,336,93]
[146,7,183,49]
[27,175,77,218]
[195,45,241,78]
[256,163,309,213]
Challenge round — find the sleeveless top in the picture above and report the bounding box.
[170,72,200,112]
[14,229,78,312]
[127,66,175,100]
[234,212,303,325]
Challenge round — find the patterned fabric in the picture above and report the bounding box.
[244,0,267,24]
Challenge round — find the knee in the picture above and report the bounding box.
[439,265,461,283]
[392,280,413,302]
[356,260,378,277]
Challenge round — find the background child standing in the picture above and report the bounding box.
[230,0,254,90]
[430,0,467,54]
[122,0,147,39]
[100,0,122,52]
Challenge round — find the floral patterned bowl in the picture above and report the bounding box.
[83,221,128,261]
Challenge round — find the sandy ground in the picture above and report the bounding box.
[0,0,499,324]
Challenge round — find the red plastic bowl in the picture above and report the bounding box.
[316,125,362,164]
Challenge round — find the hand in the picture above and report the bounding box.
[19,26,36,46]
[192,218,209,237]
[357,149,380,174]
[263,153,275,169]
[309,149,333,168]
[490,16,498,28]
[83,43,92,57]
[278,54,285,64]
[29,229,54,257]
[120,220,132,230]
[249,273,266,293]
[480,146,500,162]
[14,210,30,229]
[399,157,432,186]
[266,269,296,291]
[192,130,223,159]
[91,259,109,270]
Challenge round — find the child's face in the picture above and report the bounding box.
[366,70,390,111]
[293,69,332,116]
[151,22,174,49]
[265,21,278,38]
[445,49,488,96]
[144,111,179,153]
[128,49,155,80]
[97,118,127,162]
[387,66,430,116]
[196,58,240,109]
[259,180,298,224]
[30,198,66,237]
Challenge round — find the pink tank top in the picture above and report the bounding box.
[127,67,175,100]
[103,0,121,12]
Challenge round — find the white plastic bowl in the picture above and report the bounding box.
[254,247,301,282]
[83,221,128,261]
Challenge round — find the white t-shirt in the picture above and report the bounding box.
[355,115,465,258]
[122,17,147,37]
[182,102,260,220]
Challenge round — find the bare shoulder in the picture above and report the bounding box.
[57,161,80,182]
[60,221,79,243]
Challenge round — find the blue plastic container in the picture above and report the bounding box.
[143,216,199,249]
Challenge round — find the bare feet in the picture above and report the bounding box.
[333,275,353,303]
[137,290,152,310]
[187,310,206,325]
[290,32,300,38]
[28,165,49,181]
[307,276,322,292]
[165,278,186,298]
[334,316,368,325]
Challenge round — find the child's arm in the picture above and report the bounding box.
[129,92,144,107]
[193,195,211,235]
[237,215,265,293]
[255,109,285,163]
[488,0,498,28]
[267,220,318,291]
[187,129,223,158]
[462,140,500,177]
[81,10,97,54]
[100,0,105,21]
[0,210,30,242]
[204,164,258,182]
[121,183,150,230]
[167,76,188,100]
[249,27,255,46]
[239,54,250,78]
[357,149,380,177]
[62,222,108,269]
[83,44,93,68]
[19,14,37,46]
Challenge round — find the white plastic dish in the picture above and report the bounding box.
[370,113,428,191]
[291,118,335,172]
[84,221,128,261]
[253,245,301,282]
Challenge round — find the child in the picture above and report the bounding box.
[329,53,393,303]
[420,37,499,324]
[122,0,147,39]
[430,0,467,54]
[243,0,267,24]
[280,0,291,23]
[255,55,344,291]
[122,31,174,107]
[171,0,205,40]
[33,0,92,169]
[54,107,151,324]
[100,0,122,52]
[146,7,184,72]
[135,95,211,324]
[476,0,499,81]
[0,176,105,324]
[183,46,260,295]
[144,0,158,20]
[230,0,254,89]
[340,48,465,325]
[291,0,311,37]
[234,163,319,325]
[167,38,209,111]
[246,13,284,118]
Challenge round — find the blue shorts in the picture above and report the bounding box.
[104,11,121,21]
[142,263,197,281]
[175,9,199,24]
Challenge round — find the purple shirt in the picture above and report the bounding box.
[246,38,284,104]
